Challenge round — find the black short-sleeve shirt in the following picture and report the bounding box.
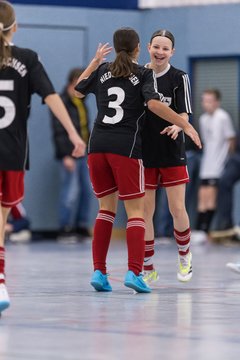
[75,62,161,159]
[0,45,55,170]
[142,65,192,168]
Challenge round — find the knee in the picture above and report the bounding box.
[144,201,155,219]
[169,205,186,220]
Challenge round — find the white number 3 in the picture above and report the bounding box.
[103,86,125,124]
[0,80,16,129]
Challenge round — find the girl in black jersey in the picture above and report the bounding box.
[75,28,201,294]
[0,1,86,314]
[142,30,193,284]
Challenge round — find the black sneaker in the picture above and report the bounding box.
[57,228,78,243]
[76,227,91,238]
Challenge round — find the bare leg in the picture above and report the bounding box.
[0,206,11,313]
[0,206,11,247]
[166,184,189,232]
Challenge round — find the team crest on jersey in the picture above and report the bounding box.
[163,97,172,107]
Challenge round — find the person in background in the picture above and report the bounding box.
[5,203,31,243]
[51,68,92,242]
[142,29,193,284]
[75,28,201,294]
[0,1,85,315]
[204,130,240,274]
[193,89,236,243]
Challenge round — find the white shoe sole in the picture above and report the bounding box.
[177,272,192,282]
[226,263,240,274]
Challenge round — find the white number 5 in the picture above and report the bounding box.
[103,86,125,124]
[0,80,16,129]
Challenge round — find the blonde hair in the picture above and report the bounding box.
[0,1,16,69]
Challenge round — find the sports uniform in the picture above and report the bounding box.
[75,55,163,294]
[142,62,193,284]
[0,45,55,206]
[76,62,161,200]
[142,64,192,188]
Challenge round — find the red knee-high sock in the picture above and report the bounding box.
[92,210,115,274]
[143,239,155,271]
[174,228,191,256]
[126,218,145,275]
[0,247,5,284]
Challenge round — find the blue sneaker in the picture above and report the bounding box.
[124,270,151,293]
[0,283,10,314]
[90,270,112,292]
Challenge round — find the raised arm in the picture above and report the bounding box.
[75,43,112,98]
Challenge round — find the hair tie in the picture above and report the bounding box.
[3,20,16,32]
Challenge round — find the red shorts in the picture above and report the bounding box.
[0,171,24,207]
[88,153,145,200]
[145,166,189,189]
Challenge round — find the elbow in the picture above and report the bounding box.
[147,99,157,113]
[74,90,85,99]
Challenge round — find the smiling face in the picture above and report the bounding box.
[148,35,174,72]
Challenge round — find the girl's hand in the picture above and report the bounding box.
[68,131,86,158]
[160,125,182,140]
[93,42,113,65]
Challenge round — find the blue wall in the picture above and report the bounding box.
[12,3,240,230]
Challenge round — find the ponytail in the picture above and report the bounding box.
[0,1,16,69]
[109,27,139,78]
[109,50,137,78]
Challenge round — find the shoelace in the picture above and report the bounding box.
[179,255,190,267]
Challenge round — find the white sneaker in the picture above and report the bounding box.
[9,229,31,243]
[191,230,208,245]
[0,282,10,313]
[234,226,240,240]
[226,262,240,274]
[143,269,159,284]
[210,228,235,239]
[177,252,193,282]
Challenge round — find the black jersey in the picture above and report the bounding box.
[142,65,192,168]
[75,62,161,159]
[0,45,55,170]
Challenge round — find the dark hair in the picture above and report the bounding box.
[109,27,139,78]
[67,67,84,84]
[0,1,16,69]
[203,89,221,101]
[150,29,175,48]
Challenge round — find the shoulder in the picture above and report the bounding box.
[170,65,189,82]
[217,108,231,118]
[12,45,39,60]
[11,45,43,68]
[136,64,154,76]
[97,62,110,74]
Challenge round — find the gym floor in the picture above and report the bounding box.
[1,238,240,360]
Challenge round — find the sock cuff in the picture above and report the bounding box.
[174,228,191,243]
[127,218,145,229]
[97,210,115,223]
[145,239,154,245]
[174,227,191,236]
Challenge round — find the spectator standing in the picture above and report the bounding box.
[193,89,236,242]
[51,68,92,242]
